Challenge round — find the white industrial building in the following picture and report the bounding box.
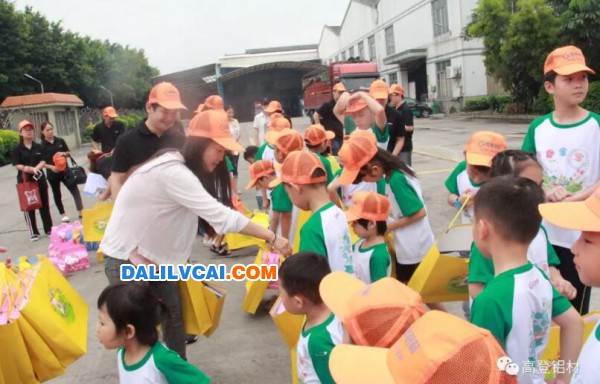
[318,0,502,112]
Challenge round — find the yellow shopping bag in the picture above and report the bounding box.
[541,311,600,361]
[291,348,299,384]
[178,279,212,335]
[225,211,270,251]
[242,248,270,314]
[17,316,64,382]
[82,201,114,242]
[407,199,472,303]
[292,209,312,254]
[269,296,305,350]
[202,282,227,337]
[0,321,38,384]
[18,257,88,367]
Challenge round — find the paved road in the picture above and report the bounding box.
[0,115,596,383]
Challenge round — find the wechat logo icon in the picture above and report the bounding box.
[497,356,520,376]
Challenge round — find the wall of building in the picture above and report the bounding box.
[218,50,319,69]
[318,28,342,60]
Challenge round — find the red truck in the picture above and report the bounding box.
[302,62,379,116]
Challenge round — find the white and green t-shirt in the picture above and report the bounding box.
[468,226,560,285]
[255,142,276,164]
[386,170,434,265]
[571,320,600,384]
[117,342,210,384]
[297,314,343,384]
[522,112,600,248]
[356,123,389,150]
[299,202,354,274]
[334,168,386,208]
[352,239,392,284]
[471,263,572,384]
[444,161,482,224]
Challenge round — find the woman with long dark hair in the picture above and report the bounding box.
[100,110,291,360]
[11,120,53,241]
[41,121,84,222]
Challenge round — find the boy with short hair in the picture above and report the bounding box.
[522,45,599,314]
[471,176,583,384]
[243,145,262,210]
[333,91,388,149]
[245,160,276,194]
[445,131,506,223]
[344,192,392,283]
[540,185,600,382]
[304,123,336,180]
[270,150,354,273]
[279,251,341,384]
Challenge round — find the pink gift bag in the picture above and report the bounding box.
[261,251,281,289]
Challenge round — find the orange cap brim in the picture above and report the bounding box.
[265,107,278,113]
[345,103,368,115]
[268,177,282,189]
[214,138,245,153]
[553,64,596,76]
[157,100,188,110]
[369,91,388,100]
[338,167,361,186]
[330,345,395,384]
[465,152,493,167]
[319,271,365,321]
[245,177,259,190]
[344,207,361,223]
[104,113,118,118]
[539,202,600,231]
[265,131,280,147]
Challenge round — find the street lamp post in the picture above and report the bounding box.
[100,85,114,107]
[24,73,44,93]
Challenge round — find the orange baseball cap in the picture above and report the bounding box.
[264,100,283,114]
[345,192,390,222]
[330,310,514,384]
[148,82,187,110]
[333,82,347,92]
[338,130,378,186]
[18,120,34,131]
[203,95,224,111]
[369,79,389,100]
[246,160,276,190]
[464,131,507,167]
[544,46,595,76]
[539,185,600,231]
[389,84,404,96]
[269,116,290,132]
[268,150,327,188]
[188,110,244,153]
[305,124,335,146]
[320,272,425,348]
[265,128,304,156]
[344,96,369,114]
[102,106,119,118]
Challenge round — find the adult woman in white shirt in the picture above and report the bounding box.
[101,109,291,359]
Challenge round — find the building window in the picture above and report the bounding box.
[358,41,365,60]
[55,111,77,136]
[432,0,449,36]
[368,35,376,61]
[385,26,395,55]
[436,60,452,98]
[349,46,355,59]
[389,72,398,85]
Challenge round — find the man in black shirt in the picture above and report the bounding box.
[92,107,125,153]
[389,84,415,165]
[110,82,187,199]
[369,80,405,155]
[314,82,346,155]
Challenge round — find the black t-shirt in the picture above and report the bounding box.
[92,121,125,153]
[317,100,343,139]
[41,137,70,180]
[396,102,414,152]
[11,141,46,182]
[111,120,186,173]
[384,105,406,153]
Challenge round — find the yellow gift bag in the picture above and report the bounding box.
[178,279,213,335]
[201,282,227,337]
[18,257,89,367]
[292,209,312,254]
[0,321,37,384]
[269,296,305,350]
[82,201,114,242]
[291,348,299,384]
[242,248,270,314]
[407,199,472,303]
[225,211,270,251]
[17,316,64,381]
[541,311,600,361]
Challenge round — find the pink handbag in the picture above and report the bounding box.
[48,242,90,275]
[262,251,281,289]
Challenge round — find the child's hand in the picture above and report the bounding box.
[458,190,474,208]
[551,275,577,300]
[546,186,571,202]
[262,199,270,210]
[335,92,351,110]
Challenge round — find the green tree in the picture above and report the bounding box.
[560,0,600,74]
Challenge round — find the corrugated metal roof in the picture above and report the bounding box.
[0,93,84,108]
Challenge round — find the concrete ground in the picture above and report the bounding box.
[0,115,597,383]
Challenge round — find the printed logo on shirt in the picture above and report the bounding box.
[315,351,329,357]
[529,278,539,289]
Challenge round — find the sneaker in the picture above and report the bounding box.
[61,216,70,223]
[30,235,39,242]
[185,335,199,345]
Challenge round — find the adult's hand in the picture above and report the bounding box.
[272,236,292,256]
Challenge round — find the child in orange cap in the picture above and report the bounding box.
[265,128,304,245]
[245,159,276,194]
[333,90,388,149]
[270,150,354,273]
[320,271,426,348]
[279,251,340,384]
[304,123,339,177]
[540,185,600,382]
[264,100,293,127]
[522,45,598,314]
[344,192,392,283]
[445,131,507,224]
[470,176,582,384]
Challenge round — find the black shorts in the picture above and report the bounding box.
[395,262,420,284]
